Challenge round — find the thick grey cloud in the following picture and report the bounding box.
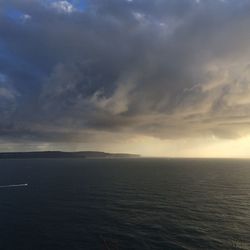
[1,0,250,148]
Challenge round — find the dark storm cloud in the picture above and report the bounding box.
[1,0,250,145]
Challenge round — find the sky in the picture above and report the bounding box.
[1,0,250,157]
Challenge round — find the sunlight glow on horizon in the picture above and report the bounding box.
[2,135,250,158]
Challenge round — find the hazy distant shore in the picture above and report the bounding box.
[0,151,140,159]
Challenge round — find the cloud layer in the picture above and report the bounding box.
[1,0,250,153]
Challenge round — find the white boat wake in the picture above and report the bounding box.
[0,184,28,188]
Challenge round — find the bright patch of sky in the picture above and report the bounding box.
[44,0,86,13]
[21,14,31,23]
[4,8,31,23]
[71,0,86,12]
[133,12,145,21]
[51,1,75,13]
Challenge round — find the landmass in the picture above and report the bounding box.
[0,151,140,159]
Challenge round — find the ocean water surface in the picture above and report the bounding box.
[0,158,249,250]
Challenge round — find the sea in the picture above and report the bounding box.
[0,158,249,250]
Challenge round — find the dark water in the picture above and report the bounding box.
[0,158,250,250]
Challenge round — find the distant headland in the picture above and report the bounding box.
[0,151,140,159]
